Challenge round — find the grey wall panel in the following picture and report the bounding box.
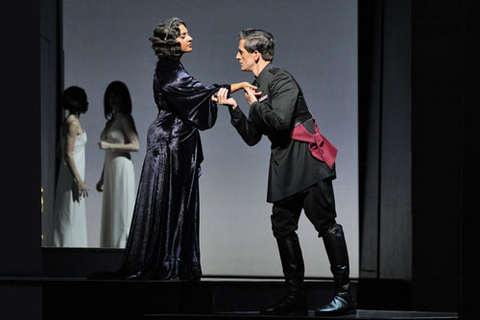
[57,0,359,278]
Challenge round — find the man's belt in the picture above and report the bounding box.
[291,117,338,170]
[292,112,313,128]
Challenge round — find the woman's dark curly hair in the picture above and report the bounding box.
[103,80,132,119]
[149,17,186,60]
[60,86,88,114]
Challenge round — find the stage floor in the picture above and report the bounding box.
[0,276,459,320]
[147,310,458,319]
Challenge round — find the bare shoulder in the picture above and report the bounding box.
[64,115,81,135]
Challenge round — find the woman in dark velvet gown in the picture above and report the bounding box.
[91,17,256,281]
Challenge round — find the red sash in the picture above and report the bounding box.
[291,119,338,170]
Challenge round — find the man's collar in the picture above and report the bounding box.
[255,63,274,85]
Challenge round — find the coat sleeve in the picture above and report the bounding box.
[161,68,229,131]
[248,72,299,132]
[228,105,262,146]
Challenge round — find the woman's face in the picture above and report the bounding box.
[176,24,193,53]
[108,93,121,113]
[81,100,89,114]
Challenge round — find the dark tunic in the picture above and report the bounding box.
[228,64,335,203]
[118,58,227,280]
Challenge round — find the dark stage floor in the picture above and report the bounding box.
[147,310,458,319]
[0,276,459,320]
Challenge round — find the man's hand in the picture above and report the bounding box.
[212,88,238,109]
[244,87,262,106]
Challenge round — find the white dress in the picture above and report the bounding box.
[53,131,88,247]
[99,114,136,248]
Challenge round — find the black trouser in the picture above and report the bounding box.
[271,179,337,239]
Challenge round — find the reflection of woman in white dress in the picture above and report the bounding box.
[96,81,140,248]
[53,86,90,247]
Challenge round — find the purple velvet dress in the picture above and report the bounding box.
[117,58,227,281]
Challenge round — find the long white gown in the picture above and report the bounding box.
[99,114,136,248]
[53,131,88,247]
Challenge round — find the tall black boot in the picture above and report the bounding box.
[315,223,356,316]
[259,235,309,316]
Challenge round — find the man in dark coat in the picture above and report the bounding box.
[214,28,356,316]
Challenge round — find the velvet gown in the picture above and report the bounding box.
[115,58,227,281]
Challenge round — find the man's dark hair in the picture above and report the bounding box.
[149,17,186,60]
[239,28,275,61]
[103,81,132,119]
[60,86,88,114]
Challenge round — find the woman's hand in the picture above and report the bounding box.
[79,180,90,198]
[98,141,110,150]
[213,88,238,109]
[229,82,258,94]
[73,179,90,202]
[96,179,104,192]
[243,82,258,91]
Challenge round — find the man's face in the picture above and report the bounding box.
[176,24,193,53]
[236,39,256,72]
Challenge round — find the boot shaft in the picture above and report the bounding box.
[276,235,306,297]
[322,224,351,292]
[276,235,305,279]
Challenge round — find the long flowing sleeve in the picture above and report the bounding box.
[159,66,228,131]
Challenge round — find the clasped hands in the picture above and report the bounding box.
[212,83,262,109]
